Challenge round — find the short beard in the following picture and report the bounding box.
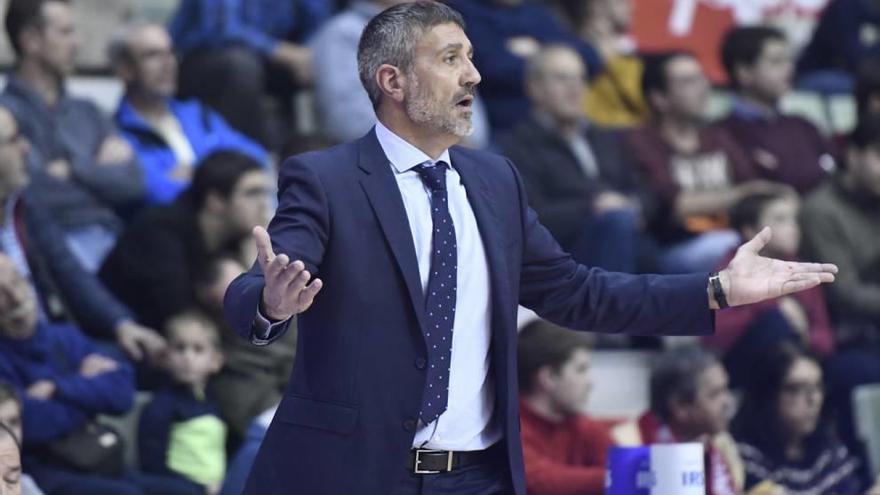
[404,71,473,138]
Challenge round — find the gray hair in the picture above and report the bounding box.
[525,44,584,83]
[357,1,465,109]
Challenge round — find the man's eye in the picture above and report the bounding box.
[445,55,456,64]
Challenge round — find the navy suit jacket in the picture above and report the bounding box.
[224,129,714,494]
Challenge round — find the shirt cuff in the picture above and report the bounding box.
[251,308,292,346]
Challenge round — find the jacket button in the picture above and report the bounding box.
[403,419,417,432]
[415,358,427,370]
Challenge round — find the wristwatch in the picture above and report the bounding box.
[709,272,729,309]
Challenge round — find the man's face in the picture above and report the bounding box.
[663,55,710,122]
[0,401,21,445]
[591,0,632,33]
[31,2,79,78]
[0,433,21,495]
[0,109,29,200]
[0,258,38,340]
[404,23,481,139]
[740,39,793,103]
[124,25,178,99]
[676,364,734,437]
[848,145,880,198]
[545,349,593,416]
[225,171,272,237]
[528,49,586,125]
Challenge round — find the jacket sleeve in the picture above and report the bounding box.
[51,326,135,416]
[137,394,175,476]
[69,104,146,210]
[224,155,329,343]
[0,359,88,446]
[26,200,133,338]
[511,158,715,336]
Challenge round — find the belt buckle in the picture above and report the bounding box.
[413,449,454,474]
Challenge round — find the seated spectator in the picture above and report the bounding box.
[197,256,295,439]
[731,343,866,494]
[0,381,43,495]
[0,422,22,495]
[716,26,835,194]
[559,0,648,127]
[517,321,611,495]
[110,23,267,206]
[797,0,880,93]
[705,191,835,388]
[801,114,880,467]
[0,254,140,495]
[501,45,642,272]
[310,0,490,148]
[857,59,880,126]
[170,0,332,149]
[802,114,880,344]
[446,0,602,134]
[628,52,784,273]
[100,151,271,331]
[0,104,165,363]
[613,346,778,495]
[139,311,226,495]
[2,0,145,272]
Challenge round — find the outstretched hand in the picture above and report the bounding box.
[717,227,837,308]
[254,226,323,321]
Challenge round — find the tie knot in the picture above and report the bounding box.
[415,162,448,192]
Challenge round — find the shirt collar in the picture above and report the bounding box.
[375,120,451,174]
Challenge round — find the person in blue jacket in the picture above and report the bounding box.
[110,23,267,206]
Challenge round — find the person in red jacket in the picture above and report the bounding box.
[704,191,835,388]
[517,321,612,495]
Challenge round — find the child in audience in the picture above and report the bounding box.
[704,191,835,389]
[139,311,226,495]
[0,381,43,495]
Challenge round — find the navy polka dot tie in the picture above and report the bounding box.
[414,161,457,425]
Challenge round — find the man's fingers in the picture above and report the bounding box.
[786,261,839,274]
[297,278,323,307]
[782,277,821,294]
[276,260,306,287]
[253,226,275,270]
[740,226,772,255]
[265,254,290,282]
[285,268,312,297]
[122,338,143,361]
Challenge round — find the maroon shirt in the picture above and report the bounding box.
[626,124,756,241]
[715,105,834,194]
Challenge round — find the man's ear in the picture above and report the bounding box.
[667,395,690,425]
[376,64,407,104]
[18,25,43,58]
[535,366,558,393]
[734,64,754,91]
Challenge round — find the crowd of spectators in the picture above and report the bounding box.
[0,0,878,494]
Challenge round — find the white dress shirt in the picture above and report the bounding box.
[374,122,500,451]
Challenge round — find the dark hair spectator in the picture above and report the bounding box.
[517,321,610,495]
[716,26,834,195]
[732,343,865,493]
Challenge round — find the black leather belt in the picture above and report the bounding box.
[408,442,503,474]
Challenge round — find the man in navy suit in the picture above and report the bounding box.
[223,3,838,494]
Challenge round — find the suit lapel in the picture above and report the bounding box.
[450,148,510,310]
[357,130,429,335]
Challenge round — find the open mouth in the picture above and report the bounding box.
[456,95,474,108]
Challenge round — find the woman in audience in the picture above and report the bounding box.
[731,343,872,494]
